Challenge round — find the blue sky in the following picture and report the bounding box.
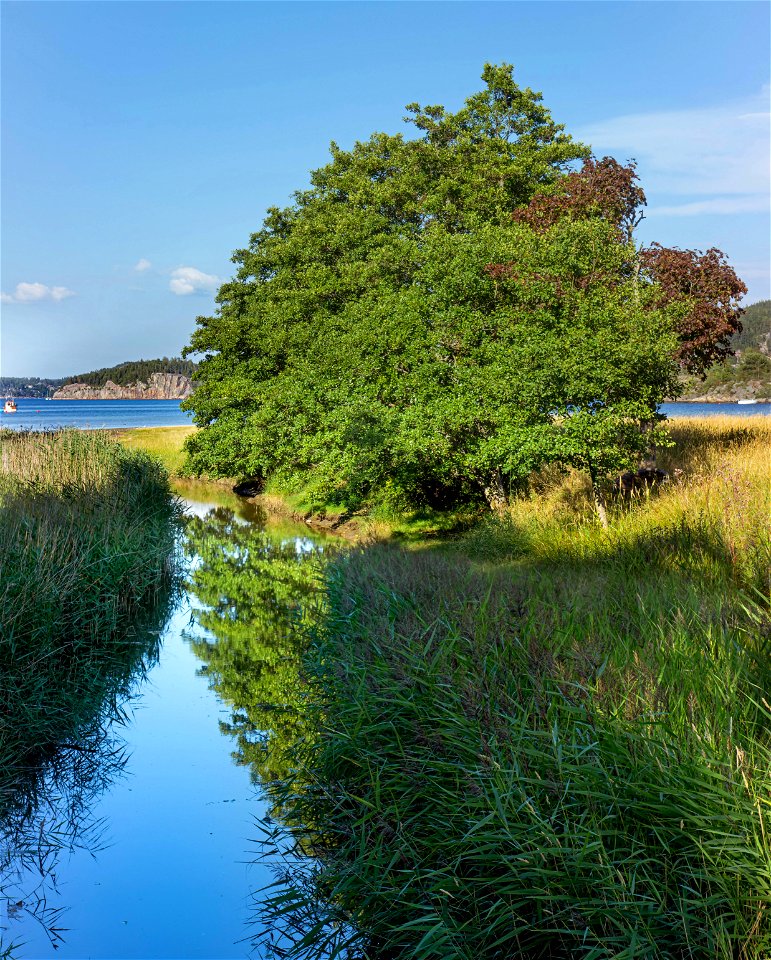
[2,1,769,377]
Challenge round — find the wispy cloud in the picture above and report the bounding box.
[134,258,152,272]
[1,281,76,303]
[577,89,770,217]
[648,196,770,217]
[169,266,220,296]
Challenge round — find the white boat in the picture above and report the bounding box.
[3,399,17,413]
[737,399,758,405]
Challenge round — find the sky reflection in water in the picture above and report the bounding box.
[1,495,326,959]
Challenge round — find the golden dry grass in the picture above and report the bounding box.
[462,415,770,594]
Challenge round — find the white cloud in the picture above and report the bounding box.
[576,89,770,216]
[647,196,771,218]
[134,258,152,272]
[1,281,76,303]
[51,286,75,301]
[169,266,220,296]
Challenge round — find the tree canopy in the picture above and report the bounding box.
[183,64,744,513]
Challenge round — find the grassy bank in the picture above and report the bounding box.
[0,430,180,803]
[462,415,770,595]
[113,424,196,475]
[259,416,771,959]
[115,417,771,553]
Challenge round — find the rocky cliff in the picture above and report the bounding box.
[53,372,194,400]
[679,379,770,403]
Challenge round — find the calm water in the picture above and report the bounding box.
[0,399,193,431]
[1,398,767,434]
[660,401,770,418]
[1,487,326,959]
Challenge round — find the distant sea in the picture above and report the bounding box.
[1,398,194,431]
[0,398,768,432]
[660,401,770,419]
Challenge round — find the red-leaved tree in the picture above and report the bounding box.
[512,155,646,242]
[506,156,746,376]
[640,243,746,375]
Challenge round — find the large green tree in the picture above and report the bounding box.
[183,65,742,514]
[183,65,587,500]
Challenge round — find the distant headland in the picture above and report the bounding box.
[2,358,198,400]
[53,371,193,400]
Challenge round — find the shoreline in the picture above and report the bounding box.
[672,397,770,403]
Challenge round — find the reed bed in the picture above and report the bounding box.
[258,416,771,959]
[0,430,180,798]
[462,415,770,595]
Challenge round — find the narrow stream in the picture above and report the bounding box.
[1,486,328,959]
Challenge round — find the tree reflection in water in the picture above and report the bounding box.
[0,595,174,953]
[183,506,328,796]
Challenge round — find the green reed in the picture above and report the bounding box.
[257,418,771,959]
[0,430,181,793]
[261,549,770,959]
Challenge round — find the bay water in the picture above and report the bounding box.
[1,399,193,432]
[1,398,768,435]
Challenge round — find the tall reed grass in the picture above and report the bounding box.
[462,416,770,595]
[0,430,180,798]
[258,416,771,959]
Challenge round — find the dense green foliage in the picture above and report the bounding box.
[184,65,743,512]
[186,65,627,507]
[65,356,197,387]
[257,418,771,959]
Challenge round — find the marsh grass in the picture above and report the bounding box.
[258,416,771,959]
[0,430,181,949]
[461,416,770,595]
[0,430,180,802]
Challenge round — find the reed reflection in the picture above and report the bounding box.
[0,593,175,953]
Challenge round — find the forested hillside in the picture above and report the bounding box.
[65,357,198,387]
[733,299,771,353]
[679,300,771,400]
[0,377,64,398]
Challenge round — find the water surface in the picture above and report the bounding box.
[1,490,325,959]
[1,399,768,435]
[1,399,192,431]
[660,401,770,418]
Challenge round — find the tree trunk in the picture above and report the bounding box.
[632,254,641,304]
[587,460,609,529]
[484,468,509,514]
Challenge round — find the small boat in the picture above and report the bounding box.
[737,399,758,405]
[3,399,17,413]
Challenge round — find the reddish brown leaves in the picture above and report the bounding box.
[512,156,646,240]
[640,243,746,375]
[488,157,746,377]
